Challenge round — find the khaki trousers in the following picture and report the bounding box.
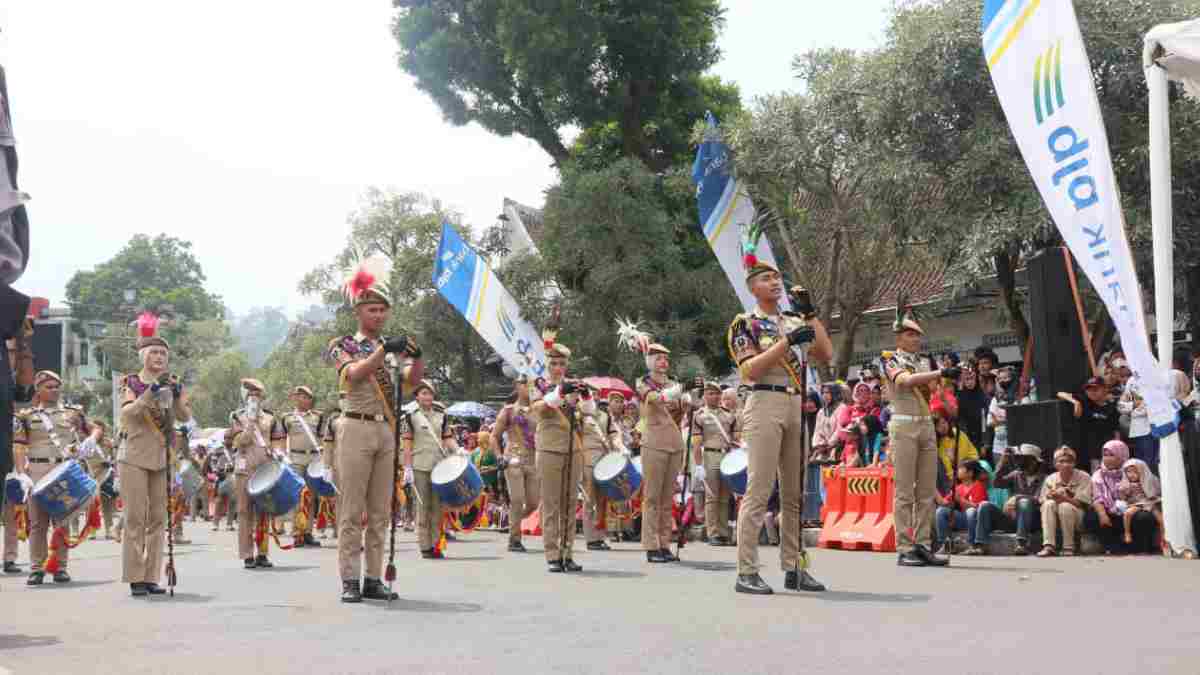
[703,450,732,539]
[120,462,167,584]
[101,495,116,534]
[504,461,539,544]
[3,502,18,563]
[641,447,682,552]
[413,470,443,551]
[890,418,938,554]
[235,475,268,560]
[1041,500,1083,551]
[539,450,581,562]
[336,418,395,581]
[582,451,608,544]
[735,392,804,575]
[27,463,66,573]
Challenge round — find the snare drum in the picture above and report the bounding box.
[431,454,483,509]
[719,448,749,496]
[32,460,98,522]
[247,461,304,516]
[592,452,641,501]
[5,473,31,505]
[218,476,235,499]
[305,460,337,498]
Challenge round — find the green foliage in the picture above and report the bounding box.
[64,234,224,322]
[392,0,727,167]
[189,350,253,427]
[231,307,290,368]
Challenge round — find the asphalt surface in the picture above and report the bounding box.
[2,522,1198,675]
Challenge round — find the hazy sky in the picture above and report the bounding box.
[0,1,893,317]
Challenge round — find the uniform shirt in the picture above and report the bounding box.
[279,408,325,460]
[727,308,807,389]
[13,403,89,461]
[225,408,284,476]
[495,402,536,460]
[118,374,189,472]
[636,375,684,453]
[881,350,934,418]
[691,405,735,451]
[579,401,610,454]
[321,410,341,470]
[328,332,416,418]
[531,378,578,455]
[403,403,453,472]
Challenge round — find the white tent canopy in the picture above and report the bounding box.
[1142,21,1198,558]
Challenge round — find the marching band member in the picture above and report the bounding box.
[327,252,422,603]
[85,420,117,540]
[118,318,192,597]
[726,260,832,594]
[531,342,584,573]
[402,379,457,559]
[225,378,284,571]
[320,393,344,540]
[279,385,325,548]
[581,385,623,551]
[492,375,539,553]
[691,381,737,547]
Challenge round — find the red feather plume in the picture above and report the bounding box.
[136,312,160,338]
[348,269,375,300]
[743,253,758,269]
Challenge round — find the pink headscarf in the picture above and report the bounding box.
[1092,439,1131,514]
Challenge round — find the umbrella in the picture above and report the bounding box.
[446,401,497,419]
[583,376,635,401]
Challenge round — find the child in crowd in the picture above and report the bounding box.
[935,460,989,554]
[1118,458,1163,545]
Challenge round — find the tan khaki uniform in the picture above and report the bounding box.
[329,333,414,581]
[118,376,189,584]
[532,380,584,563]
[727,309,808,575]
[404,403,453,552]
[86,438,118,535]
[495,402,539,545]
[227,409,283,560]
[882,349,938,554]
[636,376,685,552]
[280,409,325,533]
[692,405,736,540]
[580,404,614,544]
[14,405,89,573]
[322,410,342,536]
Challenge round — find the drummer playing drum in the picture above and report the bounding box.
[225,378,285,571]
[402,379,458,560]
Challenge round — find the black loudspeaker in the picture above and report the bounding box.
[1007,400,1079,465]
[1026,248,1091,400]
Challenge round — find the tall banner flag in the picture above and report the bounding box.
[433,222,548,379]
[983,0,1175,433]
[691,112,788,312]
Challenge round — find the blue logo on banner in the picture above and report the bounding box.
[433,222,477,317]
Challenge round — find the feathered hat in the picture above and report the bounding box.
[617,317,668,371]
[740,214,778,284]
[135,311,169,350]
[542,304,571,359]
[892,293,924,335]
[342,249,393,307]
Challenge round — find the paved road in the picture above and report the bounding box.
[2,523,1198,675]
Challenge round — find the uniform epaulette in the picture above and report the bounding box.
[432,402,446,413]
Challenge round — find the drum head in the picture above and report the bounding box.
[631,456,643,476]
[307,461,327,479]
[593,453,629,482]
[431,454,469,485]
[720,449,748,475]
[247,461,284,496]
[32,461,72,495]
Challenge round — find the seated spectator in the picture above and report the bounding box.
[1087,439,1145,554]
[1038,446,1093,557]
[993,444,1046,555]
[1118,458,1163,547]
[858,415,886,465]
[1058,376,1119,472]
[1118,374,1159,474]
[936,413,978,481]
[811,382,845,464]
[836,382,879,466]
[934,460,990,555]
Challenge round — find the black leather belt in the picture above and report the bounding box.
[28,458,62,464]
[290,449,318,455]
[343,412,388,423]
[751,384,800,395]
[703,447,726,453]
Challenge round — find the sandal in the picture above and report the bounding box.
[1036,545,1056,557]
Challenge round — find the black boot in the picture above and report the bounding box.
[784,570,826,592]
[304,534,321,548]
[735,573,773,595]
[3,561,23,574]
[647,550,668,563]
[897,549,927,567]
[659,548,678,562]
[548,559,565,573]
[52,570,71,583]
[586,540,611,551]
[341,579,363,603]
[508,541,527,553]
[244,557,257,570]
[143,582,167,595]
[26,571,44,586]
[130,582,147,597]
[914,545,948,567]
[362,578,399,601]
[255,555,274,569]
[563,559,583,572]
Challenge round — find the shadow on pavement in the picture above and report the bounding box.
[674,561,737,572]
[383,598,484,613]
[938,565,1064,574]
[259,565,321,573]
[442,556,502,562]
[147,592,217,603]
[0,634,61,651]
[26,580,116,591]
[570,570,646,579]
[803,590,932,604]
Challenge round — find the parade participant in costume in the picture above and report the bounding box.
[619,320,688,565]
[581,384,626,551]
[84,419,118,539]
[327,252,423,603]
[118,315,193,596]
[226,379,284,571]
[727,260,832,594]
[602,391,636,542]
[279,386,325,548]
[14,370,98,586]
[402,379,457,559]
[319,394,344,540]
[691,381,737,546]
[883,299,960,568]
[492,375,539,553]
[168,426,194,546]
[203,437,235,532]
[531,323,585,573]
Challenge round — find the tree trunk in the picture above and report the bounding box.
[995,249,1030,348]
[821,228,842,322]
[620,79,653,166]
[1188,262,1200,358]
[834,314,860,379]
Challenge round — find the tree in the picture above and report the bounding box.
[392,0,727,169]
[189,350,253,427]
[231,306,291,368]
[64,234,224,323]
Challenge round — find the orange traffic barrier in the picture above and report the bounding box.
[817,465,896,552]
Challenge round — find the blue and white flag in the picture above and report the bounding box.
[433,222,548,379]
[983,0,1175,433]
[691,112,787,312]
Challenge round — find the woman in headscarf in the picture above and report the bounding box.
[1084,439,1159,555]
[810,383,844,464]
[836,382,879,466]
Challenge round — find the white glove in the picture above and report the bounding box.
[543,386,563,408]
[403,466,414,484]
[691,464,706,484]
